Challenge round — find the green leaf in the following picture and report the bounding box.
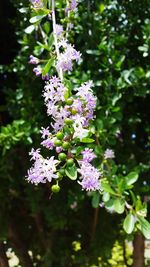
[101,180,116,195]
[30,14,47,24]
[24,25,35,34]
[126,172,139,186]
[123,213,135,234]
[138,217,150,239]
[92,193,100,208]
[19,7,29,13]
[81,138,95,143]
[42,58,54,76]
[113,198,125,214]
[65,165,77,180]
[29,8,49,23]
[64,88,70,101]
[102,192,110,202]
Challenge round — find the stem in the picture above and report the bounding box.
[51,0,63,81]
[66,0,70,38]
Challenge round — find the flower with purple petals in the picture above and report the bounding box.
[40,127,50,139]
[29,55,39,64]
[57,42,81,72]
[41,138,54,150]
[29,148,41,160]
[33,67,42,77]
[30,0,43,8]
[56,24,63,37]
[81,148,96,163]
[27,155,58,184]
[66,0,78,13]
[78,162,101,191]
[104,149,115,159]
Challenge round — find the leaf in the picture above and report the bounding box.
[126,172,139,186]
[24,25,35,34]
[113,198,125,214]
[29,8,49,23]
[138,217,150,239]
[42,58,53,76]
[105,198,115,210]
[92,193,100,208]
[81,138,95,143]
[19,7,29,13]
[101,180,116,195]
[123,213,135,234]
[102,192,110,202]
[30,14,48,24]
[65,165,77,180]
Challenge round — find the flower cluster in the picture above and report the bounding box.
[27,149,58,184]
[57,40,81,72]
[78,162,101,191]
[27,0,115,193]
[43,77,96,140]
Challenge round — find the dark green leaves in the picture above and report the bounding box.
[25,25,35,34]
[123,214,135,234]
[125,172,139,186]
[30,9,50,24]
[42,58,54,76]
[138,217,150,239]
[101,180,116,195]
[65,165,77,180]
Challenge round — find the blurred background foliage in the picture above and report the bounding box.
[0,0,150,266]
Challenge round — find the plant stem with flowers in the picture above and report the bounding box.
[26,0,150,238]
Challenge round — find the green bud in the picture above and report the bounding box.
[66,98,73,105]
[64,118,73,126]
[67,158,74,167]
[62,141,70,150]
[58,153,67,161]
[56,132,64,140]
[51,184,60,193]
[54,139,62,147]
[71,108,77,115]
[59,168,65,176]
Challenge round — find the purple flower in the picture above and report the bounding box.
[104,149,115,159]
[29,55,39,64]
[30,0,43,8]
[78,162,101,191]
[27,156,58,184]
[40,127,50,139]
[33,67,41,77]
[29,148,41,160]
[81,148,96,163]
[65,0,78,13]
[56,24,63,37]
[70,0,78,10]
[41,138,54,150]
[56,42,81,72]
[56,147,62,153]
[42,74,50,81]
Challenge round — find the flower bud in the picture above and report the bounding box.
[58,153,67,161]
[51,184,60,193]
[54,139,62,147]
[62,141,70,150]
[64,118,73,126]
[66,98,73,105]
[66,158,74,167]
[56,132,64,140]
